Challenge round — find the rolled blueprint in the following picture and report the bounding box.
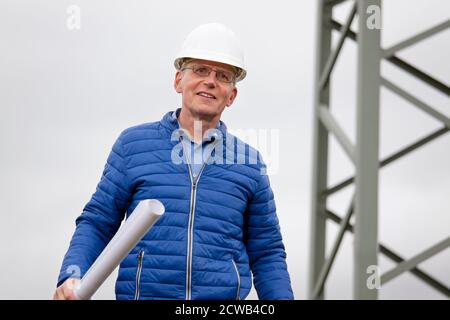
[74,199,165,300]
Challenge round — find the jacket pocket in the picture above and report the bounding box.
[134,249,145,300]
[231,259,241,300]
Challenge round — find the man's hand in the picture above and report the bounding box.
[53,278,81,300]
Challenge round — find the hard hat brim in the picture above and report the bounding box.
[174,53,246,82]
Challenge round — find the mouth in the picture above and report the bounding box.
[196,91,217,99]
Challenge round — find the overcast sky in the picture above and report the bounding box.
[0,0,449,299]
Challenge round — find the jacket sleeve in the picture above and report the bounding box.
[244,163,294,300]
[57,133,132,287]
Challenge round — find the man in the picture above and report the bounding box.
[54,23,294,300]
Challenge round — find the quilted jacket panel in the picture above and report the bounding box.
[57,110,294,300]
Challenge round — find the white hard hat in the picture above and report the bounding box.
[174,23,247,82]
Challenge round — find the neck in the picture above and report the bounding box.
[178,108,220,143]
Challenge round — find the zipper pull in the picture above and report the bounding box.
[138,250,144,262]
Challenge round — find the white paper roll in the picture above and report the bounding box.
[74,199,165,300]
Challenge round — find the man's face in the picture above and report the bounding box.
[174,59,238,120]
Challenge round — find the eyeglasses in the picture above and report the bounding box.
[181,64,236,84]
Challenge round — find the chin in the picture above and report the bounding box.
[193,104,220,117]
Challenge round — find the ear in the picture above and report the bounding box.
[174,71,183,93]
[226,86,238,108]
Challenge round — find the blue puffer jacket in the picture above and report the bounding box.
[57,110,294,300]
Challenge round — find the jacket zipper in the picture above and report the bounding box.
[232,259,241,300]
[134,249,145,300]
[182,137,211,300]
[185,162,207,300]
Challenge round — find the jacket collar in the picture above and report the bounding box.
[160,108,228,139]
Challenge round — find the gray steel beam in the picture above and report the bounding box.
[313,1,450,300]
[381,77,450,128]
[324,127,449,197]
[318,106,356,163]
[312,195,355,299]
[381,237,450,285]
[354,0,381,299]
[319,3,357,90]
[330,20,450,96]
[309,0,332,300]
[383,19,450,58]
[385,56,450,97]
[326,210,450,297]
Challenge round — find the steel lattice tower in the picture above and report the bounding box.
[309,0,450,299]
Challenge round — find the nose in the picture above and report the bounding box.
[203,70,218,88]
